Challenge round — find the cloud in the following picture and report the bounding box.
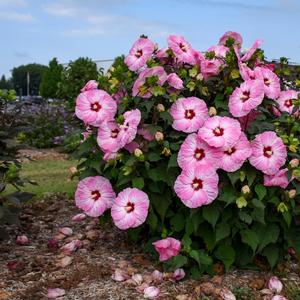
[14,51,30,58]
[0,11,36,22]
[0,0,27,7]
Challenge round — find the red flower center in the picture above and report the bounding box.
[194,148,205,160]
[111,128,119,138]
[192,178,203,191]
[284,99,293,108]
[125,202,135,213]
[241,91,250,102]
[264,78,271,87]
[263,146,273,158]
[91,102,101,112]
[135,49,143,58]
[185,109,195,119]
[179,43,187,52]
[213,127,224,136]
[224,147,236,155]
[91,190,101,201]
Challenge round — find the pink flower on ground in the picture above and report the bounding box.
[174,165,219,208]
[167,73,183,90]
[111,268,130,282]
[144,286,160,299]
[178,133,222,170]
[170,97,209,133]
[268,276,283,293]
[60,240,82,255]
[132,66,167,98]
[229,80,265,117]
[59,227,73,236]
[153,237,181,261]
[249,131,287,175]
[72,213,86,221]
[119,109,141,146]
[271,296,287,300]
[254,67,280,100]
[151,270,163,283]
[124,37,155,71]
[276,90,299,115]
[219,133,252,172]
[198,116,242,148]
[75,176,116,217]
[80,80,98,92]
[264,168,289,188]
[220,289,236,300]
[46,288,66,299]
[219,31,243,46]
[16,235,29,245]
[172,268,185,281]
[75,89,117,127]
[167,35,196,65]
[241,39,263,62]
[111,188,149,230]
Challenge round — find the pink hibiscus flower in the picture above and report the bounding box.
[167,73,183,90]
[229,79,265,117]
[75,89,117,127]
[207,45,229,58]
[80,80,98,92]
[276,90,299,115]
[170,97,209,133]
[75,176,116,217]
[167,35,196,65]
[254,67,280,100]
[233,45,256,81]
[138,126,154,141]
[238,111,260,131]
[177,133,222,170]
[249,131,287,175]
[219,133,252,172]
[152,237,181,261]
[124,37,155,71]
[264,168,289,188]
[200,59,223,80]
[132,66,168,98]
[219,31,243,47]
[111,188,150,230]
[174,165,219,208]
[119,109,141,145]
[198,116,242,148]
[241,39,263,62]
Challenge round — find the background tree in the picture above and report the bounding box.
[39,58,63,99]
[0,75,11,90]
[57,57,99,106]
[11,64,48,96]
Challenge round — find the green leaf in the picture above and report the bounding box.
[252,198,265,209]
[132,177,144,189]
[214,94,227,109]
[169,255,188,268]
[146,208,158,231]
[203,205,220,228]
[170,213,185,231]
[167,154,178,169]
[263,245,279,268]
[190,249,213,267]
[239,211,252,224]
[148,153,161,162]
[151,193,171,222]
[215,222,231,242]
[215,245,235,271]
[240,229,259,254]
[255,223,280,252]
[227,171,240,186]
[255,184,266,200]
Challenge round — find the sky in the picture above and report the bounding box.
[1,0,300,77]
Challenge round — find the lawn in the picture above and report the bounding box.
[6,158,78,198]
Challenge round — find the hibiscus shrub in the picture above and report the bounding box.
[73,32,300,276]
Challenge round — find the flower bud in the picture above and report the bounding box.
[144,286,160,299]
[46,288,66,299]
[69,166,77,175]
[172,268,185,281]
[59,227,73,236]
[72,213,86,222]
[16,235,29,245]
[156,104,165,112]
[241,185,250,194]
[134,148,143,158]
[268,276,283,293]
[288,189,296,199]
[162,147,171,157]
[196,73,204,81]
[290,158,299,168]
[155,131,164,142]
[209,106,217,116]
[277,202,288,213]
[236,196,247,208]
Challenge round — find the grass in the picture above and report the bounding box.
[6,158,78,198]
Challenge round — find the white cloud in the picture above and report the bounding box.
[42,2,79,17]
[0,11,35,22]
[0,0,27,7]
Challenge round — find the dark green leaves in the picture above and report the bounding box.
[203,205,220,228]
[215,245,235,271]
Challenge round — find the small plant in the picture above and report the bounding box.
[232,286,255,300]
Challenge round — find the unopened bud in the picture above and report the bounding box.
[277,202,288,213]
[290,158,299,168]
[241,185,250,194]
[155,131,164,142]
[289,189,296,199]
[196,73,204,81]
[162,147,171,157]
[209,106,217,116]
[134,148,143,158]
[156,104,165,112]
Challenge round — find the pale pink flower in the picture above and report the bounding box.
[16,235,29,245]
[271,296,287,300]
[200,58,223,79]
[124,141,139,153]
[132,274,143,285]
[178,133,222,170]
[151,270,163,283]
[119,109,141,146]
[220,289,236,300]
[153,237,181,261]
[268,276,283,293]
[170,97,209,133]
[276,90,299,115]
[174,165,219,208]
[144,286,160,299]
[198,116,242,148]
[229,80,265,117]
[59,227,73,236]
[75,176,116,217]
[219,31,243,46]
[138,126,154,141]
[103,151,118,161]
[75,89,117,127]
[167,35,196,65]
[193,50,205,64]
[72,213,86,221]
[249,131,287,175]
[60,240,82,255]
[132,66,168,98]
[80,80,98,92]
[125,37,155,71]
[172,268,185,281]
[111,268,130,282]
[46,288,66,299]
[241,39,263,62]
[254,67,280,100]
[219,133,252,172]
[207,45,229,58]
[111,188,149,230]
[167,73,183,89]
[264,168,289,188]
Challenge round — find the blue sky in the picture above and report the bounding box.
[1,0,300,77]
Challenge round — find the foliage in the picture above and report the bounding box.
[0,75,12,90]
[39,58,63,99]
[74,33,300,275]
[11,63,48,96]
